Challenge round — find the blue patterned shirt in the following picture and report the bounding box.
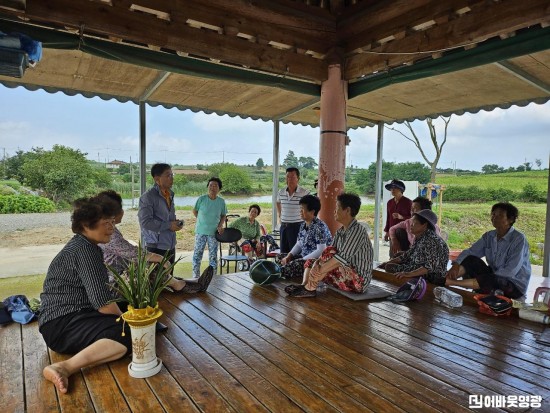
[291,217,332,259]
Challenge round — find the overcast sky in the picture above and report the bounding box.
[1,86,549,171]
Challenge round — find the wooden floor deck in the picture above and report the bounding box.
[2,272,550,413]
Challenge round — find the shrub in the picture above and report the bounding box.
[487,187,518,202]
[186,174,209,183]
[0,180,21,190]
[0,195,56,213]
[0,185,17,195]
[444,186,485,202]
[219,164,252,194]
[182,181,208,195]
[444,186,523,202]
[344,181,362,195]
[521,183,546,203]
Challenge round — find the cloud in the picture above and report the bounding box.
[1,86,548,171]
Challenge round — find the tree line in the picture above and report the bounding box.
[2,145,545,210]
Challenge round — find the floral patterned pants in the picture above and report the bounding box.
[193,234,218,278]
[305,246,364,293]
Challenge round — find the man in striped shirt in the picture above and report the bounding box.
[276,167,310,253]
[286,193,374,298]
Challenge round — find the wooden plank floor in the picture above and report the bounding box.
[2,272,550,413]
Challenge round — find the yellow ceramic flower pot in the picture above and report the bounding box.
[122,304,163,378]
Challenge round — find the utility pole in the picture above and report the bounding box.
[2,147,5,179]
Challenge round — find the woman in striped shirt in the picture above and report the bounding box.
[39,196,132,394]
[286,193,374,298]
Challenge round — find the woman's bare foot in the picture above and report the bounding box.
[169,277,187,291]
[43,364,69,394]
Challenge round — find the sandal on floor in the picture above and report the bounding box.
[284,284,303,294]
[289,286,317,298]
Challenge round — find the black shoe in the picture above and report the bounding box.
[289,285,317,298]
[180,282,202,294]
[284,284,303,294]
[197,266,215,292]
[156,322,168,333]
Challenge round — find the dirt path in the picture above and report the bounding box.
[0,208,274,278]
[0,208,274,250]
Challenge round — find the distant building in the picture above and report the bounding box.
[106,160,127,169]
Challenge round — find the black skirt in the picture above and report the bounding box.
[39,308,132,355]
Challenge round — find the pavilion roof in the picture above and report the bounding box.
[1,0,549,127]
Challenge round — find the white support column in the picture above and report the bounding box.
[139,101,146,195]
[543,153,550,277]
[272,120,280,231]
[373,121,384,262]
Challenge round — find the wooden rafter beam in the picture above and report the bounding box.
[339,0,476,53]
[0,0,25,11]
[345,0,550,80]
[120,0,335,54]
[0,0,330,81]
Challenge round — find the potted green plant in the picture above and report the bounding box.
[109,243,177,379]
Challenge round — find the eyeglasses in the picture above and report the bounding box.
[162,173,174,178]
[102,218,116,227]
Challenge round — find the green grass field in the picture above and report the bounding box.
[438,170,548,192]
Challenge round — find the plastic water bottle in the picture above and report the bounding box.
[317,281,327,293]
[519,309,550,324]
[433,286,463,308]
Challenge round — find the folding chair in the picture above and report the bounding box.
[216,228,249,274]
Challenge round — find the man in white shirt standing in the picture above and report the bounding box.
[276,167,310,253]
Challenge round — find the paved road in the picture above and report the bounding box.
[0,245,195,279]
[0,211,138,233]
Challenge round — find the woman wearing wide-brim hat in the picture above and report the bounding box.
[380,209,449,286]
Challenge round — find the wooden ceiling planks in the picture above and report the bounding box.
[4,0,328,81]
[344,0,550,81]
[2,0,550,83]
[1,0,550,127]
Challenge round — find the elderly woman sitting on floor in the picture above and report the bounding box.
[379,209,449,286]
[445,202,531,299]
[286,193,373,298]
[39,195,131,394]
[277,194,332,279]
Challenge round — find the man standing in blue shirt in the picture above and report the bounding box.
[193,177,227,278]
[446,202,531,298]
[138,163,183,265]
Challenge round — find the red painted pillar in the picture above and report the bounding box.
[318,63,347,234]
